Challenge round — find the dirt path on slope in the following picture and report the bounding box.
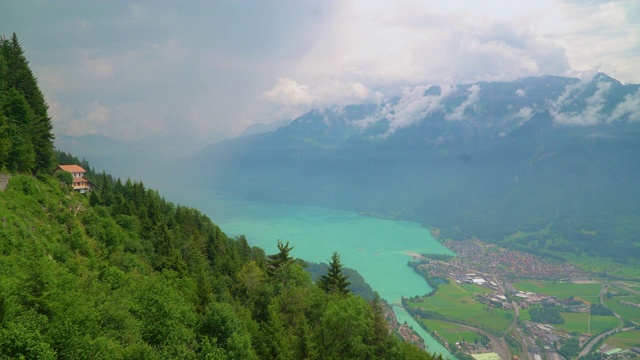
[0,173,11,191]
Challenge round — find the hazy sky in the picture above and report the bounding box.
[1,0,638,153]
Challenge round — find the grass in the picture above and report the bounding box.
[519,309,531,322]
[589,315,620,334]
[513,280,621,336]
[501,226,640,279]
[406,282,514,333]
[605,330,640,349]
[603,295,640,323]
[513,281,602,303]
[553,313,619,334]
[556,253,640,278]
[555,312,589,333]
[420,319,480,344]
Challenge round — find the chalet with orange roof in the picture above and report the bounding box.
[57,165,95,193]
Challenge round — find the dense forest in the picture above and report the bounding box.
[0,34,437,359]
[0,33,55,174]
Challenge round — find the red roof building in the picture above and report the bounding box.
[57,165,95,193]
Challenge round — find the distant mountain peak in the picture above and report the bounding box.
[591,72,619,84]
[245,73,639,146]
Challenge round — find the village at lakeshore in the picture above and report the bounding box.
[403,239,640,360]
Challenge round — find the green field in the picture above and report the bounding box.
[406,282,513,333]
[605,330,640,349]
[555,312,590,333]
[519,309,531,321]
[603,294,640,323]
[555,253,640,278]
[420,319,480,344]
[501,227,640,279]
[513,281,602,303]
[554,313,620,334]
[590,315,621,334]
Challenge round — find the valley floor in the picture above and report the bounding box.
[404,239,640,360]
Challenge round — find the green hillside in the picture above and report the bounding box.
[0,172,434,359]
[0,33,436,359]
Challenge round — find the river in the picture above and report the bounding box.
[157,184,455,358]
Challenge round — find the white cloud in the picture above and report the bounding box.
[47,99,73,128]
[87,100,109,125]
[516,106,534,120]
[608,89,640,123]
[551,81,612,125]
[446,85,481,121]
[556,1,640,81]
[4,0,639,153]
[263,78,370,106]
[290,0,575,91]
[515,89,526,97]
[81,54,115,79]
[385,85,454,134]
[351,84,455,136]
[547,69,602,112]
[263,78,314,107]
[54,99,169,140]
[262,77,370,121]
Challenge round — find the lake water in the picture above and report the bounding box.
[158,184,455,358]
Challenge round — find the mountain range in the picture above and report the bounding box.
[177,73,640,264]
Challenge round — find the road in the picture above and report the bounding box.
[612,281,640,296]
[429,261,529,358]
[578,327,634,358]
[577,284,625,358]
[437,320,513,360]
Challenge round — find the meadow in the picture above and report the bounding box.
[603,294,640,323]
[420,319,480,345]
[519,309,531,321]
[605,330,640,349]
[554,313,589,333]
[553,313,619,334]
[553,253,640,278]
[406,282,513,333]
[589,316,621,334]
[513,281,602,303]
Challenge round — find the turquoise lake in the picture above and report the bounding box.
[158,184,455,358]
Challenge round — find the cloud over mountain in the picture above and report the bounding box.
[2,0,638,155]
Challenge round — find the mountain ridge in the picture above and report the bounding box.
[178,73,640,265]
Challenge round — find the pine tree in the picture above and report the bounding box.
[1,89,35,171]
[318,251,351,295]
[0,112,11,168]
[266,240,294,276]
[0,33,54,173]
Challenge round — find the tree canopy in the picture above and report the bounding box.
[318,251,351,295]
[0,33,438,359]
[0,33,55,174]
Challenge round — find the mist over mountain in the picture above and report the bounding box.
[178,73,640,263]
[238,119,293,137]
[55,134,190,186]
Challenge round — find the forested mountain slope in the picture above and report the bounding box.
[180,73,640,265]
[0,34,436,359]
[0,171,435,359]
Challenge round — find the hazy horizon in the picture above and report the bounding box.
[2,0,639,157]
